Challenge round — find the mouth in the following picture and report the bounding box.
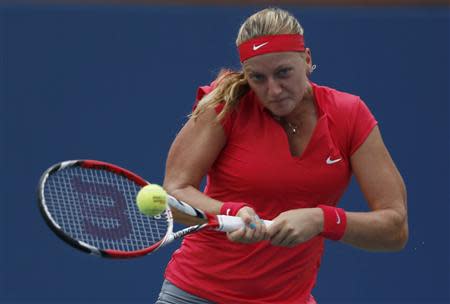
[270,98,289,104]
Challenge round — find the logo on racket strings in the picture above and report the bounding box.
[71,176,132,240]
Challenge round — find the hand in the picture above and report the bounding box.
[268,208,323,247]
[226,206,269,244]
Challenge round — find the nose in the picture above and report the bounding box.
[266,77,282,98]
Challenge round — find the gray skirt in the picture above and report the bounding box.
[155,279,215,304]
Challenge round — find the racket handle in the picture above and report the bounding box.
[216,215,272,232]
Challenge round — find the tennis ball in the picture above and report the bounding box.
[136,184,167,216]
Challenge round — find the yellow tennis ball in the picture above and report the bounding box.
[136,184,167,216]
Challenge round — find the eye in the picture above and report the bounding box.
[248,73,266,83]
[275,67,292,79]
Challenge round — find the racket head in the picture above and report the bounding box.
[37,160,173,258]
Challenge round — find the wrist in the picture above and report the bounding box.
[314,208,324,234]
[317,205,347,241]
[220,202,248,216]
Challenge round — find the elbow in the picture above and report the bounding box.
[372,224,408,253]
[389,224,409,251]
[162,178,195,198]
[386,210,409,252]
[162,179,179,194]
[162,173,184,194]
[369,204,409,252]
[396,219,409,250]
[163,181,185,198]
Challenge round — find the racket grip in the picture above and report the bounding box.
[216,215,272,232]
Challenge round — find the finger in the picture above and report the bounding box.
[242,225,257,242]
[236,209,268,242]
[230,225,257,244]
[267,220,282,239]
[286,240,299,248]
[272,229,301,247]
[244,214,268,242]
[227,226,246,242]
[253,216,269,241]
[269,228,291,246]
[244,214,256,229]
[237,209,256,229]
[269,230,283,246]
[279,235,295,247]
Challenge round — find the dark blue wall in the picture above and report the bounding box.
[1,5,449,303]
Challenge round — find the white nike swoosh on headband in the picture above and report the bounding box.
[253,42,269,51]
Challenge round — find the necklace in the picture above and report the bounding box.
[286,121,298,134]
[273,115,299,135]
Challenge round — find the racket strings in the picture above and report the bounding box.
[43,167,169,252]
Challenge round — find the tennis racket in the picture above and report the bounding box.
[37,159,272,259]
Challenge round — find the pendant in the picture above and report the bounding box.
[287,122,297,134]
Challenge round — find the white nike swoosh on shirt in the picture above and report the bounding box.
[253,42,269,51]
[326,156,342,165]
[226,208,231,216]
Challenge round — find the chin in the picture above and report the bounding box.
[268,102,295,117]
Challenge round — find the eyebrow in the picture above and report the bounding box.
[245,64,292,75]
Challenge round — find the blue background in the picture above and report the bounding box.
[1,5,449,304]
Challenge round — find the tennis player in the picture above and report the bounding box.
[156,7,408,304]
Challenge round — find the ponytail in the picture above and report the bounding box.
[191,69,249,121]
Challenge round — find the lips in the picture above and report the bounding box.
[270,98,289,104]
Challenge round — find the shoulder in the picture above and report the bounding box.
[192,83,217,110]
[312,82,378,156]
[192,81,259,138]
[195,81,259,115]
[312,82,364,118]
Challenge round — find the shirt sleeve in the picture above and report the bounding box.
[192,83,235,138]
[349,98,378,155]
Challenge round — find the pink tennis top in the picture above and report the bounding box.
[164,82,377,303]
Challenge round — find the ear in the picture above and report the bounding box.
[305,48,313,71]
[304,48,317,77]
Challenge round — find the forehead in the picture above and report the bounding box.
[243,52,303,73]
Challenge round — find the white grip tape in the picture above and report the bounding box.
[167,195,202,217]
[216,215,272,232]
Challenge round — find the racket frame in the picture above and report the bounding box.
[38,160,175,258]
[38,159,271,259]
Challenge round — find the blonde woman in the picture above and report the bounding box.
[156,7,408,304]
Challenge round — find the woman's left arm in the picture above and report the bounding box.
[342,125,408,251]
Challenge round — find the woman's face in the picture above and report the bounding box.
[243,51,311,117]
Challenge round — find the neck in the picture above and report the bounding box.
[284,83,315,125]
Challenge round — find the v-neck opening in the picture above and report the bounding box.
[281,114,327,161]
[267,82,326,161]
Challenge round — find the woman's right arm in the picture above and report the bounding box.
[163,107,267,242]
[163,107,227,225]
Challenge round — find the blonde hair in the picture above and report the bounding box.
[191,8,304,121]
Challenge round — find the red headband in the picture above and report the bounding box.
[238,34,305,62]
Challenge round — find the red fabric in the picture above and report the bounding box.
[318,205,347,240]
[238,34,305,62]
[165,82,377,304]
[193,82,235,136]
[219,202,248,216]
